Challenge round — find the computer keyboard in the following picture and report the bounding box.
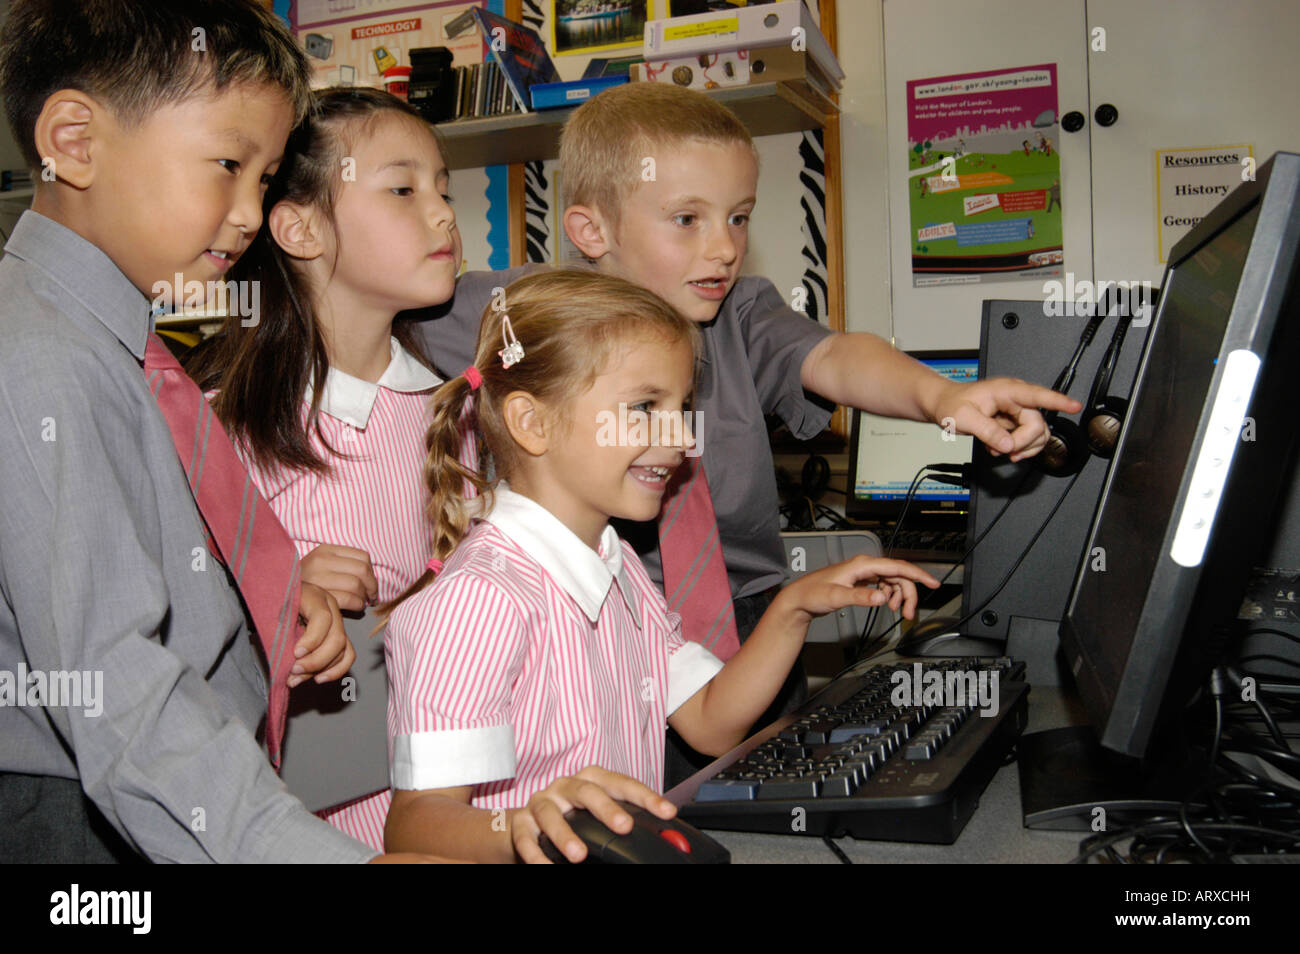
[672,657,1029,844]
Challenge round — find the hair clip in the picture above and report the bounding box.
[498,314,525,369]
[426,557,444,575]
[463,366,482,390]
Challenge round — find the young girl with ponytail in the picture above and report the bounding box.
[382,269,938,863]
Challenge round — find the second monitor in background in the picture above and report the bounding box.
[846,350,977,561]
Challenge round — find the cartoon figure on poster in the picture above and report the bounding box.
[906,63,1064,287]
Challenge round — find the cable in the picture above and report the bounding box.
[1246,627,1300,646]
[854,466,930,658]
[1071,665,1300,863]
[1210,695,1224,767]
[926,469,1082,647]
[1237,654,1300,671]
[822,835,852,864]
[852,462,1038,664]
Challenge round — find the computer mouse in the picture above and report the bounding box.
[896,615,966,656]
[536,802,730,864]
[896,616,1007,657]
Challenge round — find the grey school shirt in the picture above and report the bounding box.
[409,267,835,600]
[0,212,375,863]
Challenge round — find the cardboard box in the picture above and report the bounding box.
[643,0,843,85]
[634,45,836,103]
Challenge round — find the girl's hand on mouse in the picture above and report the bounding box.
[292,582,356,686]
[301,544,379,613]
[776,556,941,625]
[510,765,675,864]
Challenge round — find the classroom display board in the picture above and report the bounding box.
[905,63,1063,287]
[294,0,487,88]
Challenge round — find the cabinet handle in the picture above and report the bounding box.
[1062,110,1087,133]
[1094,103,1119,127]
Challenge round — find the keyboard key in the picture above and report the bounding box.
[820,774,857,798]
[696,779,759,802]
[904,740,936,760]
[843,761,872,783]
[757,778,821,800]
[802,720,839,744]
[829,718,891,743]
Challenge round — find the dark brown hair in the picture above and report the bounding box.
[187,86,442,476]
[0,0,313,170]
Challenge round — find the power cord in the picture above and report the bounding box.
[853,463,1040,663]
[1072,666,1300,863]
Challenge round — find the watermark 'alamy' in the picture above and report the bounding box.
[151,274,260,327]
[596,405,703,457]
[0,664,103,717]
[50,884,150,934]
[890,663,999,717]
[1042,273,1153,325]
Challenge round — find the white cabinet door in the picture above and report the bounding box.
[882,0,1093,350]
[1085,0,1300,285]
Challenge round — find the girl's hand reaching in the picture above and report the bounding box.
[300,543,379,613]
[509,766,676,864]
[292,582,356,686]
[775,555,941,625]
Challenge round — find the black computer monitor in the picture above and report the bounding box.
[1058,152,1300,762]
[845,350,978,523]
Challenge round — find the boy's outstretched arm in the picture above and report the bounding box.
[799,332,1082,461]
[668,557,940,757]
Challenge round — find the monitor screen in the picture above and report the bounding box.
[1061,151,1300,759]
[847,351,978,521]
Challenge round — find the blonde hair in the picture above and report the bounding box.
[558,82,755,231]
[384,269,699,613]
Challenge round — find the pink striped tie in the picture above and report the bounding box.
[143,334,301,768]
[659,456,740,660]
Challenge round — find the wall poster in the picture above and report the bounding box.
[905,63,1063,287]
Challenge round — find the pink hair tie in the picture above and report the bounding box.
[426,557,444,575]
[463,366,482,390]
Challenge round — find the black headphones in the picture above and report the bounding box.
[1037,295,1135,478]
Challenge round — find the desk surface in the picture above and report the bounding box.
[695,680,1092,864]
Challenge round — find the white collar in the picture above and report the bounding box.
[483,485,642,626]
[314,337,441,428]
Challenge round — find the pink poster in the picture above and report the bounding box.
[905,64,1063,286]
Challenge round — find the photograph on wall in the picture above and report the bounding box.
[295,1,486,89]
[905,63,1063,287]
[551,0,653,56]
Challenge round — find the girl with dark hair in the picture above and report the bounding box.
[187,86,469,851]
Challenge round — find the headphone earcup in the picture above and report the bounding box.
[1037,417,1090,477]
[1083,397,1128,458]
[801,455,831,501]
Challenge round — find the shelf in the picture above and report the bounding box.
[436,81,837,171]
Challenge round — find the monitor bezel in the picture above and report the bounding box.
[1059,152,1300,760]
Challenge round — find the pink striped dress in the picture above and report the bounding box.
[233,338,470,851]
[385,485,724,808]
